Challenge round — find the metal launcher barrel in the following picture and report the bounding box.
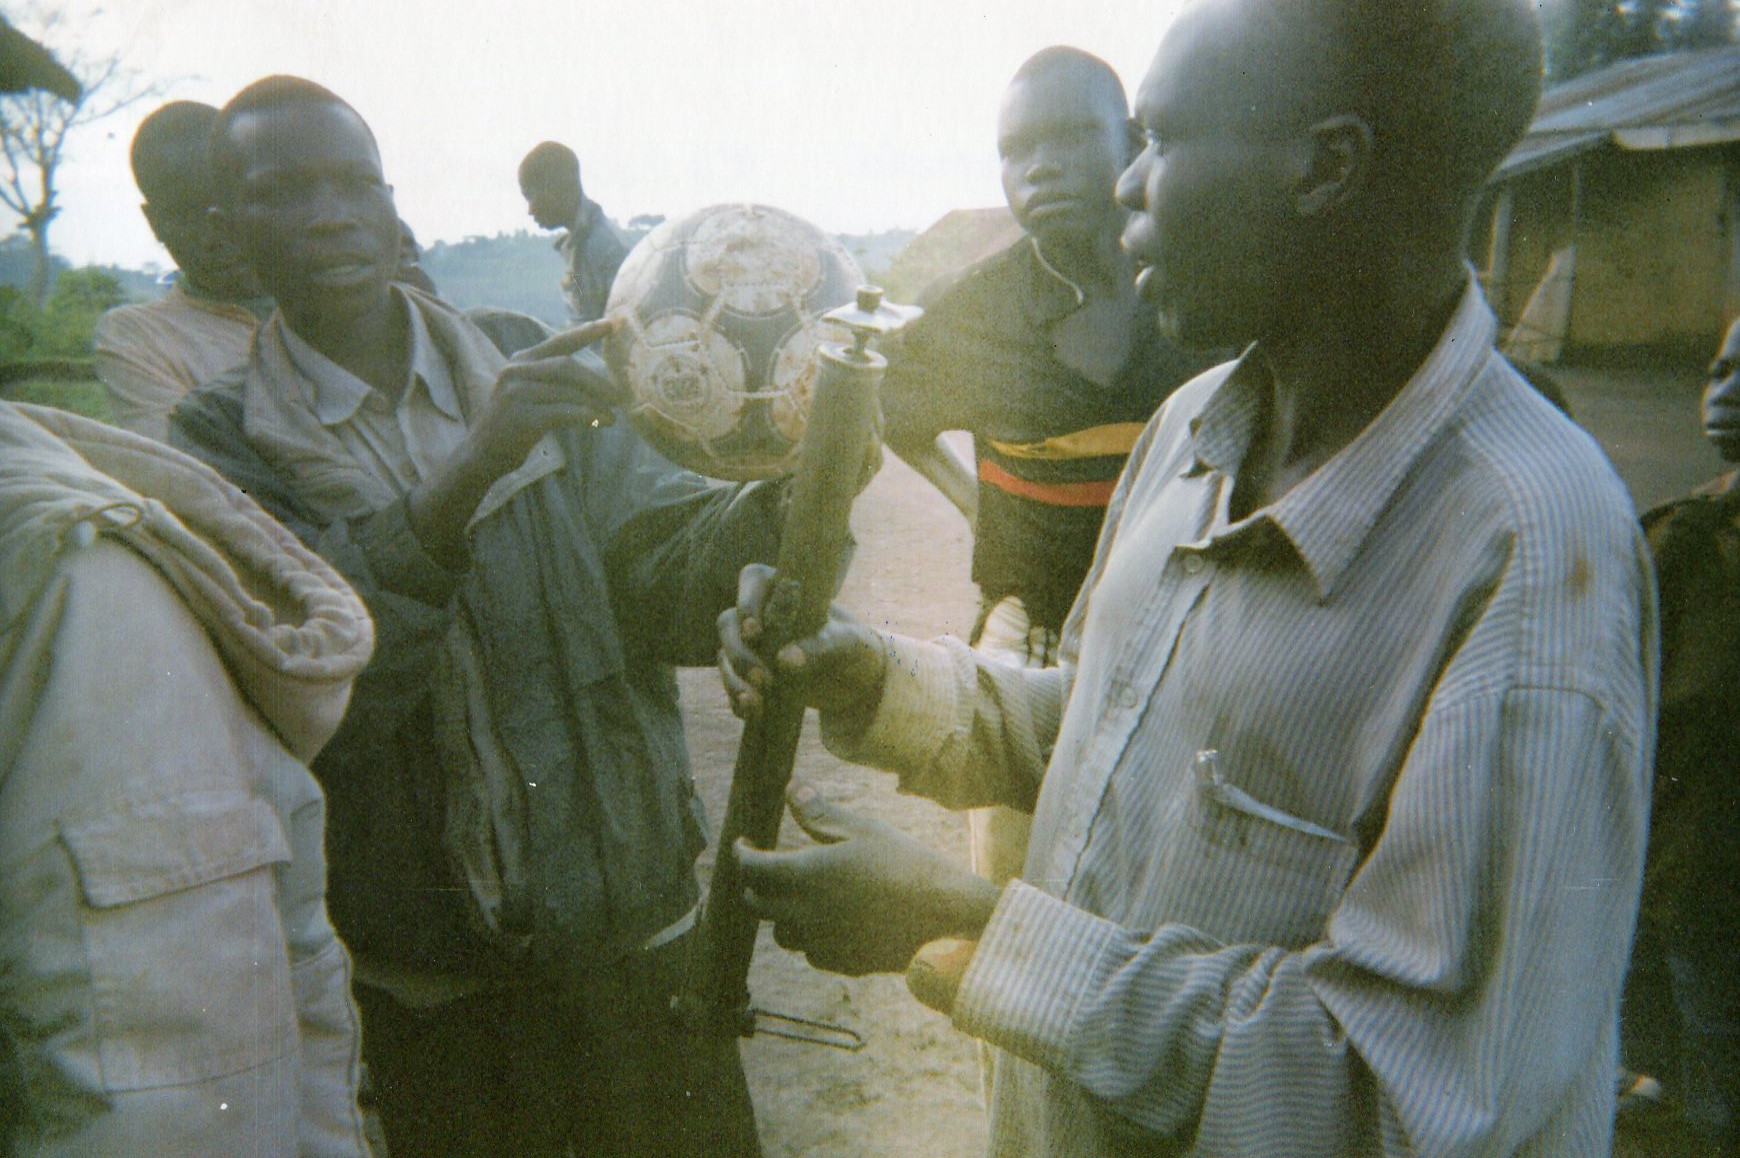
[677,286,919,1045]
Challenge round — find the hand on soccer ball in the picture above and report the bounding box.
[469,317,627,478]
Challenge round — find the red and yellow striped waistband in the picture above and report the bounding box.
[979,458,1118,507]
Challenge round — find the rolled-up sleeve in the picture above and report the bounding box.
[820,632,1069,815]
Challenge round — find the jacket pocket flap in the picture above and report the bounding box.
[59,790,291,908]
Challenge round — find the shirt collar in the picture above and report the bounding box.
[279,286,463,427]
[1188,275,1499,600]
[570,198,601,240]
[1187,348,1265,479]
[555,200,597,256]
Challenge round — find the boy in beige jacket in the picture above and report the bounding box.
[0,401,375,1157]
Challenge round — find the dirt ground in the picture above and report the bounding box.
[679,359,1724,1158]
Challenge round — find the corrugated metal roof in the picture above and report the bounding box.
[1494,45,1740,180]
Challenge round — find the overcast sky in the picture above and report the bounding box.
[36,0,1192,271]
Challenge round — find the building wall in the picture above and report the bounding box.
[1486,146,1738,358]
[1573,150,1731,352]
[1483,167,1573,324]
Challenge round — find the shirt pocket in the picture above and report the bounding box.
[1163,751,1361,950]
[56,789,298,1092]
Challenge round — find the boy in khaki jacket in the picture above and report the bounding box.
[0,401,375,1157]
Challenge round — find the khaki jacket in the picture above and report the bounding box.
[172,292,786,989]
[0,403,374,1156]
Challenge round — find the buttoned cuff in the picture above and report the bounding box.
[819,633,961,774]
[351,498,464,607]
[952,880,1119,1074]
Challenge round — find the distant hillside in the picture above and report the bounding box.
[98,264,170,303]
[0,233,164,303]
[421,224,918,328]
[8,218,930,334]
[419,230,570,326]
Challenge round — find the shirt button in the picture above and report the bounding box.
[1118,687,1139,709]
[1182,553,1206,575]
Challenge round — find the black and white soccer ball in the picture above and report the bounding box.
[603,203,864,480]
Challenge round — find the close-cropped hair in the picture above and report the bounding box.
[1277,0,1543,200]
[131,101,219,201]
[1009,45,1128,115]
[519,140,580,186]
[209,75,376,206]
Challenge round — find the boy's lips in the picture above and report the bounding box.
[307,256,376,286]
[1023,194,1082,219]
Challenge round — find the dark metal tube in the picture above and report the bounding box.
[677,335,887,1040]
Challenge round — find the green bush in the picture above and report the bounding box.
[0,268,123,421]
[0,267,126,361]
[39,269,126,355]
[0,286,38,361]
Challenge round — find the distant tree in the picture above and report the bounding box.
[0,284,37,359]
[1543,0,1736,79]
[0,6,159,305]
[36,265,121,353]
[1669,0,1738,46]
[93,262,166,303]
[0,229,66,288]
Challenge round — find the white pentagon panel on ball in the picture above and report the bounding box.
[622,311,746,444]
[767,315,831,443]
[605,203,865,480]
[684,205,825,317]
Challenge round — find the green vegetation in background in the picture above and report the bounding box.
[0,266,124,421]
[0,266,123,360]
[0,233,162,305]
[4,375,110,421]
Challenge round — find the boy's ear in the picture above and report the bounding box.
[1291,114,1373,217]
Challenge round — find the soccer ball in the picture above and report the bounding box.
[603,203,865,480]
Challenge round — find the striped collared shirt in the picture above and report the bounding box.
[831,281,1657,1156]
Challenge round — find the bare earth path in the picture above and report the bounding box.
[680,363,1719,1158]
